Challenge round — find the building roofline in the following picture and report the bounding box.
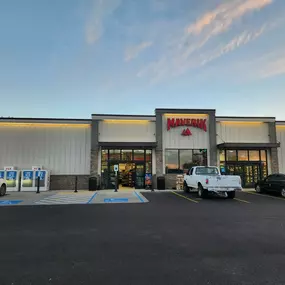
[216,116,276,123]
[92,114,156,121]
[0,117,91,124]
[92,113,154,117]
[216,116,276,119]
[155,108,216,113]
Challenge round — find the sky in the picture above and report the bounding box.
[1,0,285,119]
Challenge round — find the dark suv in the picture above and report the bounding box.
[255,174,285,198]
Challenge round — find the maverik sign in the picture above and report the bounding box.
[167,118,207,136]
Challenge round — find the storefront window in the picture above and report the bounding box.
[249,150,260,161]
[179,150,193,172]
[219,150,225,162]
[226,150,237,161]
[121,150,133,161]
[109,149,120,160]
[238,150,248,161]
[260,150,267,162]
[101,162,108,173]
[146,162,152,173]
[101,149,108,162]
[165,149,207,174]
[145,150,152,161]
[165,150,179,173]
[193,150,206,166]
[134,149,144,161]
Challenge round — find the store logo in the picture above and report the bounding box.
[167,118,207,136]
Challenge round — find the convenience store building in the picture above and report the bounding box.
[0,108,285,190]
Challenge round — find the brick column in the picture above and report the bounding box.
[208,110,217,166]
[90,119,100,188]
[154,110,164,189]
[268,122,279,174]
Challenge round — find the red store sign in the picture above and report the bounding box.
[167,118,207,136]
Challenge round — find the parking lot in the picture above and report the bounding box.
[1,190,285,285]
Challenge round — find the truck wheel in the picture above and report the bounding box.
[228,191,235,199]
[183,181,189,193]
[0,184,6,196]
[198,184,208,199]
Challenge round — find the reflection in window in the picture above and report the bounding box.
[101,149,108,162]
[226,150,237,161]
[165,149,207,174]
[101,162,108,173]
[121,150,132,161]
[109,149,120,160]
[260,150,267,162]
[249,150,260,161]
[145,150,152,161]
[134,150,144,161]
[238,150,248,161]
[219,150,225,162]
[146,162,152,173]
[165,150,179,173]
[179,150,193,171]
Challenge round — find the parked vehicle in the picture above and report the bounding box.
[0,178,7,196]
[255,174,285,198]
[184,166,242,199]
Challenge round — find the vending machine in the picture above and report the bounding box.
[20,169,50,192]
[4,166,20,192]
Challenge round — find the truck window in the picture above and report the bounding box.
[190,168,194,175]
[195,167,219,175]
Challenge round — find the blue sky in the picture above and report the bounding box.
[1,0,285,119]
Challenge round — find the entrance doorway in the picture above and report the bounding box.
[226,163,262,188]
[119,163,135,190]
[100,148,152,189]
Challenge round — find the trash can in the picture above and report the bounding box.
[157,176,165,190]
[89,177,97,191]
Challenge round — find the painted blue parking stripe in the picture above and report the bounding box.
[134,191,144,203]
[104,198,129,203]
[87,192,98,204]
[0,200,22,206]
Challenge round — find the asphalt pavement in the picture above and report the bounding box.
[1,191,285,285]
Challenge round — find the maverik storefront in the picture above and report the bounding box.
[90,109,280,190]
[0,108,282,190]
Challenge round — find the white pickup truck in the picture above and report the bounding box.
[0,178,7,196]
[184,166,242,199]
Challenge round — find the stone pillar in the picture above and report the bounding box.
[90,119,100,188]
[208,110,217,166]
[155,111,164,189]
[270,148,279,174]
[268,122,279,174]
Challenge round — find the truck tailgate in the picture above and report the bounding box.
[208,175,241,188]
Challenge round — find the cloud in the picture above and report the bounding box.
[201,24,267,66]
[258,51,285,78]
[85,0,121,45]
[137,0,274,82]
[187,0,273,36]
[124,42,153,61]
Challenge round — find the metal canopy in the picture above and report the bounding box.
[217,142,280,149]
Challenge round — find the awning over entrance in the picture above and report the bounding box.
[99,142,157,149]
[217,142,280,149]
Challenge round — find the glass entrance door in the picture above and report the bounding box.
[135,163,145,189]
[108,162,119,189]
[226,163,261,188]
